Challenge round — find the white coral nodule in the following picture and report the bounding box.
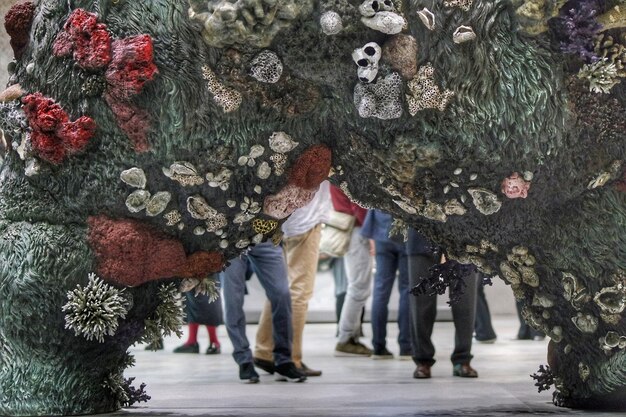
[578,60,620,94]
[62,273,130,343]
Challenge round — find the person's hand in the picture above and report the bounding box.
[440,253,447,264]
[370,240,376,256]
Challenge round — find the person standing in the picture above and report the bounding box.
[331,185,373,357]
[474,282,497,343]
[254,181,331,377]
[360,210,411,359]
[221,241,306,383]
[407,228,479,378]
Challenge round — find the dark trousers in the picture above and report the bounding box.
[474,283,497,341]
[408,254,478,366]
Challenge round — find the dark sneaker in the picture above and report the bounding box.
[334,338,372,357]
[205,343,221,354]
[275,362,307,382]
[239,362,260,383]
[144,339,164,351]
[372,347,394,360]
[253,357,275,374]
[297,362,322,377]
[173,342,199,353]
[453,363,478,378]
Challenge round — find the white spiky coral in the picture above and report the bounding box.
[62,273,130,343]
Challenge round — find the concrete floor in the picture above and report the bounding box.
[113,318,621,417]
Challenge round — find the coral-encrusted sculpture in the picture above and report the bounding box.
[0,0,625,415]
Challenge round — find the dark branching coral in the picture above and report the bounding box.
[122,377,151,407]
[531,364,556,393]
[410,260,478,305]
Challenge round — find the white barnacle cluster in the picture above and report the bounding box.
[406,63,455,115]
[121,167,172,217]
[352,42,382,83]
[187,195,228,236]
[163,162,205,186]
[201,65,242,113]
[320,11,343,35]
[238,144,265,167]
[499,246,540,291]
[268,131,298,175]
[599,331,626,354]
[444,0,474,12]
[417,7,435,30]
[359,0,406,34]
[188,0,313,48]
[249,50,283,83]
[234,196,261,224]
[354,72,403,119]
[206,167,233,190]
[62,273,131,343]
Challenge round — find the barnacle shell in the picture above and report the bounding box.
[269,132,299,153]
[120,167,146,189]
[145,192,171,217]
[594,285,626,315]
[572,312,598,334]
[467,188,502,215]
[453,25,476,44]
[257,161,272,179]
[187,195,217,220]
[417,8,435,30]
[126,190,150,213]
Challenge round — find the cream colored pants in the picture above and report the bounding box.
[254,224,322,367]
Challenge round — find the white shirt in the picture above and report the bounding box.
[281,181,331,238]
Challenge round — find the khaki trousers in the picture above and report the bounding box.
[254,224,321,367]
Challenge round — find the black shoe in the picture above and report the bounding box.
[173,342,199,353]
[297,362,322,377]
[253,357,275,374]
[145,339,164,351]
[206,343,221,354]
[275,362,307,382]
[372,347,394,360]
[239,362,260,383]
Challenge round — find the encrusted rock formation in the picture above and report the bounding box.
[0,0,625,414]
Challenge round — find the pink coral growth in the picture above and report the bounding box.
[263,184,317,219]
[53,9,112,70]
[22,93,96,164]
[501,172,530,199]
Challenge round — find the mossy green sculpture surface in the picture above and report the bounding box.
[0,0,625,414]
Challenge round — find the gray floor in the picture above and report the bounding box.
[113,318,621,417]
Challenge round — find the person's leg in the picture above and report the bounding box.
[206,325,221,354]
[451,270,478,367]
[516,299,532,339]
[249,242,293,366]
[337,227,373,344]
[283,225,322,367]
[370,240,398,354]
[396,245,412,356]
[407,254,437,366]
[221,257,254,366]
[474,281,497,342]
[253,300,274,362]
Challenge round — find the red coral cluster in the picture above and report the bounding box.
[104,35,158,152]
[53,9,112,70]
[53,9,158,152]
[22,93,96,163]
[88,216,225,287]
[287,144,332,189]
[4,2,36,59]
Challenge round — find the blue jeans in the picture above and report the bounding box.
[371,240,411,353]
[221,242,292,366]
